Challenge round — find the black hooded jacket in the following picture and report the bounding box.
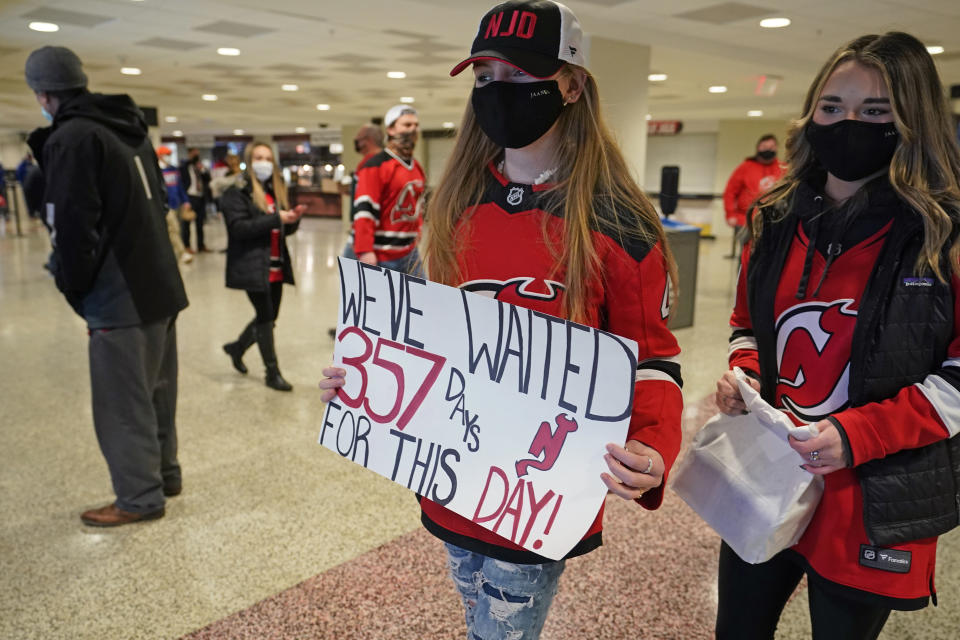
[28,92,187,326]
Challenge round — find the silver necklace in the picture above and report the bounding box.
[497,160,558,185]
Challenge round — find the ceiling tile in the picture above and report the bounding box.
[383,28,437,40]
[21,7,113,28]
[137,37,205,51]
[398,54,457,66]
[193,20,275,38]
[673,2,774,25]
[318,53,382,65]
[329,66,382,75]
[392,40,461,55]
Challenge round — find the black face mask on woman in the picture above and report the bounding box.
[805,119,899,182]
[471,80,565,149]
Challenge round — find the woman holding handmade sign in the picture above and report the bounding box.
[319,1,683,637]
[714,32,960,639]
[221,141,305,391]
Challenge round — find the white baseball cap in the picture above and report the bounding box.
[385,104,418,128]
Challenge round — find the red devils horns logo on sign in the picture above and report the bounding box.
[462,277,565,302]
[390,180,424,224]
[775,299,857,423]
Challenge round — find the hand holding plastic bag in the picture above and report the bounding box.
[672,368,824,563]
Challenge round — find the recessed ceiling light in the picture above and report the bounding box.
[282,84,299,91]
[747,110,764,117]
[233,129,244,135]
[927,45,944,55]
[648,73,668,82]
[708,85,728,94]
[759,17,791,28]
[442,122,455,129]
[165,116,178,123]
[387,71,406,79]
[400,96,415,104]
[324,164,333,172]
[295,127,307,133]
[316,103,330,111]
[217,47,240,56]
[121,67,142,75]
[645,114,652,120]
[202,94,218,101]
[172,130,183,136]
[29,22,59,33]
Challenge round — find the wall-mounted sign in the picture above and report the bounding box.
[648,120,683,136]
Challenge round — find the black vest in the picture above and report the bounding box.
[748,198,960,546]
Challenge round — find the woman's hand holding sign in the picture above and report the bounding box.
[601,440,664,500]
[319,366,346,402]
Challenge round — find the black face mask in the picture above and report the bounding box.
[353,140,363,154]
[806,120,898,182]
[471,80,565,149]
[756,149,777,162]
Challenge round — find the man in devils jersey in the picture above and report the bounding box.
[345,104,425,275]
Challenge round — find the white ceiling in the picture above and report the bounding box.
[0,0,958,137]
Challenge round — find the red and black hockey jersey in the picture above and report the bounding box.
[419,162,684,563]
[350,148,425,263]
[729,186,960,606]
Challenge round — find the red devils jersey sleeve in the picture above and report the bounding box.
[728,243,761,376]
[351,157,383,255]
[833,274,960,464]
[599,233,683,510]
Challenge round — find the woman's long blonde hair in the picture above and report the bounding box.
[753,32,960,280]
[243,141,289,212]
[423,65,677,323]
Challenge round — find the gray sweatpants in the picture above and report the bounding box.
[89,316,180,513]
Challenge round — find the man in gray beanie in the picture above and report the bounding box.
[26,46,189,527]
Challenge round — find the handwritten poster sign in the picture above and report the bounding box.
[318,258,638,560]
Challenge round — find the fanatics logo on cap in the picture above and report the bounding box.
[450,0,585,79]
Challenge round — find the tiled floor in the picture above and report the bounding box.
[2,214,958,639]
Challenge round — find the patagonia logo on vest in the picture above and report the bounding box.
[859,544,911,573]
[902,277,934,287]
[485,10,538,40]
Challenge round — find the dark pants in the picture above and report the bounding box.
[246,281,283,323]
[181,195,207,250]
[716,542,891,640]
[89,317,180,514]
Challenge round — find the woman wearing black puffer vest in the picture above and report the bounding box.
[221,141,305,391]
[714,32,960,639]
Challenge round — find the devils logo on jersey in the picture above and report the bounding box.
[775,299,858,422]
[389,180,424,224]
[461,277,565,302]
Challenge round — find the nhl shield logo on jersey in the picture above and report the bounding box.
[774,299,858,422]
[506,186,524,206]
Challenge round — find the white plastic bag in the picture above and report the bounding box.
[671,368,824,564]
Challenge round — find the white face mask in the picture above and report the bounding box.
[252,160,273,182]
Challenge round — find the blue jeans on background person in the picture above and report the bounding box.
[445,542,566,640]
[342,243,424,277]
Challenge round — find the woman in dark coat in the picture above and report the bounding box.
[221,141,305,390]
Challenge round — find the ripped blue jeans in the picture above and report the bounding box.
[445,542,566,640]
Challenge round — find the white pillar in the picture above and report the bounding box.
[584,36,651,183]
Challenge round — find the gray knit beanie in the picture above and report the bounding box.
[24,46,88,92]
